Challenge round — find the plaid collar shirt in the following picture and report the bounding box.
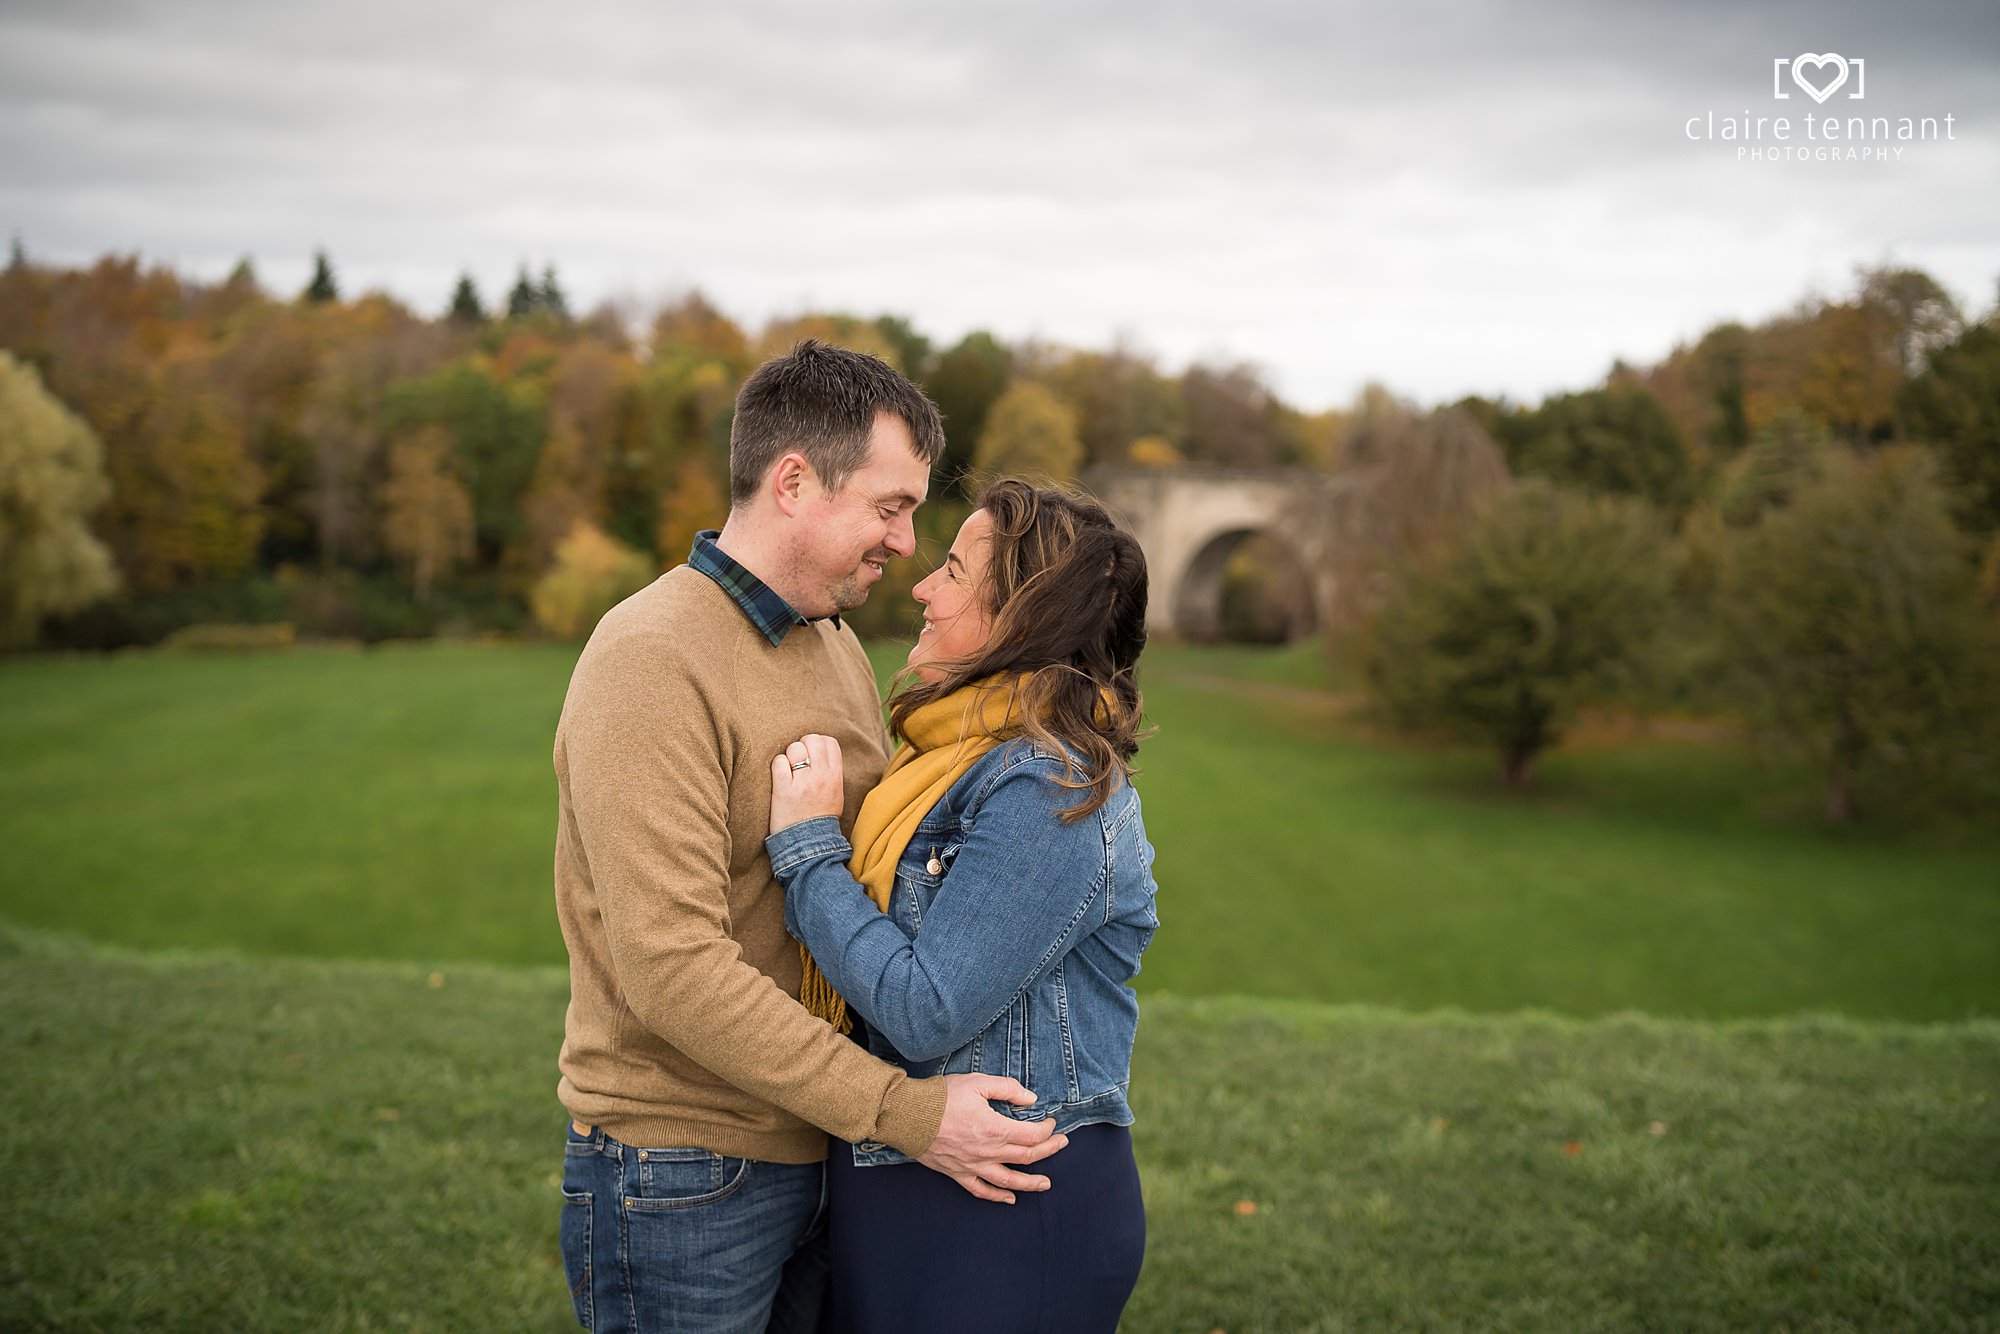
[687,530,839,647]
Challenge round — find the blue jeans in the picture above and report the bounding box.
[560,1123,829,1333]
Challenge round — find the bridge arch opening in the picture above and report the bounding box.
[1172,528,1318,644]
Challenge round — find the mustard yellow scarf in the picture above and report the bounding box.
[799,677,1024,1032]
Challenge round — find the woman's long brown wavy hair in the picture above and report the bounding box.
[888,478,1150,821]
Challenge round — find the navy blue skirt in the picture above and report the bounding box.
[827,1121,1146,1334]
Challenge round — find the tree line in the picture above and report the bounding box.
[2,246,1997,817]
[1328,267,2000,822]
[0,246,1354,646]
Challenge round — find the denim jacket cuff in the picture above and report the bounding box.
[765,816,852,879]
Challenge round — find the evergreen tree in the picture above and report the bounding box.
[447,273,486,325]
[7,234,25,271]
[538,264,570,322]
[506,265,539,320]
[302,250,339,303]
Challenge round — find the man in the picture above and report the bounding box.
[552,340,1065,1334]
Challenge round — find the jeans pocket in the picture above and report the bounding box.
[626,1151,751,1211]
[559,1188,593,1330]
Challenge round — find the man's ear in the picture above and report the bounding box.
[770,452,814,518]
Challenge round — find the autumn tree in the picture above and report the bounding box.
[1325,389,1513,642]
[757,314,903,369]
[383,359,545,563]
[2,255,309,626]
[514,339,629,569]
[1365,481,1670,787]
[1640,322,1752,466]
[1799,300,1905,444]
[299,303,450,567]
[97,371,265,590]
[208,300,319,563]
[1718,448,1998,822]
[1859,265,1963,381]
[1041,345,1184,470]
[972,380,1085,483]
[1180,361,1293,468]
[618,342,737,553]
[0,351,120,644]
[379,425,475,603]
[649,291,749,365]
[656,453,727,568]
[530,521,655,639]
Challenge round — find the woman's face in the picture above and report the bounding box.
[907,509,997,682]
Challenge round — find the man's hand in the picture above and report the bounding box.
[917,1074,1068,1204]
[770,733,846,835]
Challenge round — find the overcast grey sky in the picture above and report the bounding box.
[2,0,1995,409]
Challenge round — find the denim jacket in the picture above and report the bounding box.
[764,738,1160,1167]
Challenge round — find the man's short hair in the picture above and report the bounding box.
[728,339,947,503]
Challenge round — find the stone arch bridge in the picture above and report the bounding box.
[1077,465,1357,642]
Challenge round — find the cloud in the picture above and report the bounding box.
[1,0,1994,406]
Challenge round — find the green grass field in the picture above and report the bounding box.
[2,641,1995,1019]
[3,639,1997,1330]
[3,926,1994,1332]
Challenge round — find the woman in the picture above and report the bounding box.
[764,479,1158,1334]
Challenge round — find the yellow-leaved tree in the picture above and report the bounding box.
[972,381,1084,484]
[0,351,121,644]
[379,425,475,604]
[531,522,657,639]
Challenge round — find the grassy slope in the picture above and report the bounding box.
[2,642,1997,1020]
[1,927,1993,1332]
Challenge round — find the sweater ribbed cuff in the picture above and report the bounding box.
[874,1074,950,1159]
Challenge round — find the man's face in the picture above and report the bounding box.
[791,412,930,616]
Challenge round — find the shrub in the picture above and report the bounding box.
[157,622,297,652]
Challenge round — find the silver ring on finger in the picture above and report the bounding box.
[790,758,811,771]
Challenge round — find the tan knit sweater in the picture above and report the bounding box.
[553,566,948,1162]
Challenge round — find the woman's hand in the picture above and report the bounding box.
[769,733,846,835]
